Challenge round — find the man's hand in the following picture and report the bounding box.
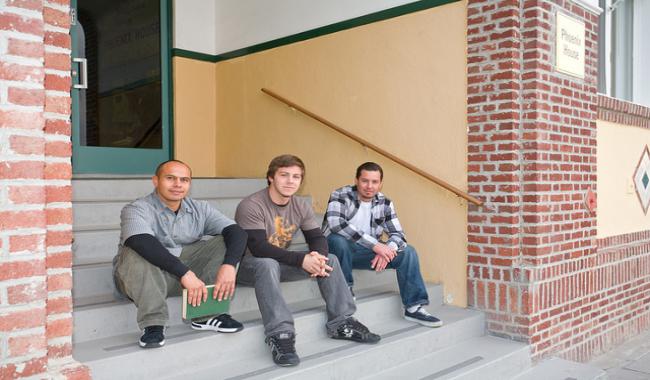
[213,264,236,301]
[373,243,397,262]
[302,252,332,277]
[180,271,207,307]
[371,255,389,272]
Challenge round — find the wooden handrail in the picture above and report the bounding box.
[261,88,483,206]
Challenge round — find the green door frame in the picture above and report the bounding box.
[70,0,173,174]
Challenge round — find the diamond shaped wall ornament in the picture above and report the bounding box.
[633,145,650,214]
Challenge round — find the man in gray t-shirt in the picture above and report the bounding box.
[235,154,380,367]
[113,160,248,348]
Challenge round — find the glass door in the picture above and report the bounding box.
[70,0,171,174]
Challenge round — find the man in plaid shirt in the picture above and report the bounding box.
[323,162,442,327]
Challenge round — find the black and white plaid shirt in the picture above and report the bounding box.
[322,185,407,251]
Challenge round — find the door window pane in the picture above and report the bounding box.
[78,0,162,148]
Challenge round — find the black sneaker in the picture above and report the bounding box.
[191,313,244,333]
[139,325,165,348]
[265,332,300,367]
[404,306,443,327]
[330,318,380,344]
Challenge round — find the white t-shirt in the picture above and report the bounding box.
[349,201,372,236]
[348,200,398,251]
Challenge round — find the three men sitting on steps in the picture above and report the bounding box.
[113,160,248,348]
[112,157,441,364]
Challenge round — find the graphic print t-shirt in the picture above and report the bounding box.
[235,188,319,250]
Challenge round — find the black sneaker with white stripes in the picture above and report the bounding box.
[191,313,244,333]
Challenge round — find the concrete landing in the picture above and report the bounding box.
[514,357,606,380]
[590,327,650,380]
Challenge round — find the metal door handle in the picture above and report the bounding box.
[73,58,87,89]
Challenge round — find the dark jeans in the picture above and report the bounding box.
[327,234,429,309]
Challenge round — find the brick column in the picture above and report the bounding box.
[0,1,88,378]
[467,0,600,361]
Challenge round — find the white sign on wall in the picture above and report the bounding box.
[555,12,585,79]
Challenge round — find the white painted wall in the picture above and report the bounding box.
[633,0,650,107]
[174,0,423,55]
[173,0,217,54]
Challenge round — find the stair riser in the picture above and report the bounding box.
[73,198,243,233]
[81,290,442,379]
[262,317,483,380]
[84,301,479,380]
[224,312,484,380]
[73,270,409,343]
[72,178,267,202]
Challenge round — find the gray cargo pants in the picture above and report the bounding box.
[113,236,227,330]
[236,253,356,337]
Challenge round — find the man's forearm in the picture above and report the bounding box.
[326,216,378,249]
[245,229,307,267]
[124,234,189,278]
[303,228,328,255]
[221,224,248,266]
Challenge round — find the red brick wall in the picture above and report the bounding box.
[592,231,650,351]
[0,1,88,378]
[598,94,650,128]
[467,0,602,361]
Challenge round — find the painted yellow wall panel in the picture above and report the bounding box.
[598,120,650,238]
[212,3,468,306]
[173,57,217,176]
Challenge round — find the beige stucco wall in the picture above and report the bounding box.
[598,120,650,238]
[174,2,468,306]
[173,57,218,176]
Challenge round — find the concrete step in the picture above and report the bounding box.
[71,177,270,305]
[72,178,267,202]
[73,284,471,380]
[71,178,267,266]
[366,335,530,380]
[513,357,607,380]
[72,270,426,343]
[73,198,243,231]
[72,226,310,267]
[72,230,312,306]
[163,305,484,380]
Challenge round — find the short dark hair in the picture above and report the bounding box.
[356,162,383,180]
[155,159,192,177]
[266,154,305,185]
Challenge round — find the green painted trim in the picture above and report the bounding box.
[165,0,174,160]
[172,49,220,63]
[172,0,460,63]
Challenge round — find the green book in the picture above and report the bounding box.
[182,285,231,320]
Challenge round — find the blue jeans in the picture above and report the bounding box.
[327,234,429,309]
